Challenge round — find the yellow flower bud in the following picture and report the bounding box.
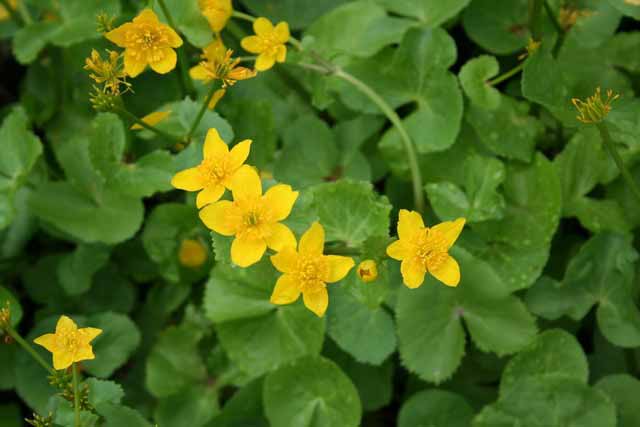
[357,260,378,283]
[0,301,10,330]
[179,239,208,268]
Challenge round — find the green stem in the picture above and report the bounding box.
[596,123,640,203]
[0,0,21,25]
[16,0,31,24]
[114,107,183,144]
[488,62,525,86]
[543,0,563,34]
[231,10,255,23]
[528,0,544,41]
[6,326,54,375]
[185,81,222,143]
[157,0,195,98]
[73,363,80,427]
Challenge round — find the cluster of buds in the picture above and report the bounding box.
[25,413,53,427]
[96,11,116,34]
[84,49,131,111]
[49,370,92,409]
[572,87,620,124]
[0,301,10,333]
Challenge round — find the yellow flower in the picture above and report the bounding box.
[387,210,465,288]
[572,87,620,124]
[105,9,183,78]
[0,0,16,21]
[131,110,171,130]
[179,239,208,268]
[270,222,355,317]
[199,0,232,32]
[172,128,252,208]
[357,259,378,283]
[34,316,102,370]
[199,166,298,267]
[190,39,256,88]
[240,17,290,71]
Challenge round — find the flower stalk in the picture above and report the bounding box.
[596,123,640,204]
[113,106,183,144]
[185,80,223,143]
[72,363,80,427]
[157,0,195,97]
[4,325,55,375]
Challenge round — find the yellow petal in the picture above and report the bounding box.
[134,8,160,24]
[228,139,252,170]
[270,246,299,274]
[105,23,133,47]
[253,17,274,36]
[231,235,266,267]
[189,64,211,81]
[274,22,290,43]
[131,111,171,130]
[231,165,262,199]
[323,255,355,283]
[265,223,296,251]
[263,184,298,221]
[165,27,183,48]
[401,258,426,289]
[398,209,425,241]
[199,200,236,235]
[124,53,147,77]
[74,346,96,364]
[299,222,324,256]
[78,327,102,342]
[53,351,74,371]
[196,185,225,208]
[429,255,460,287]
[255,53,276,71]
[241,35,263,54]
[203,128,229,159]
[386,239,411,260]
[275,44,287,63]
[270,274,301,305]
[33,333,57,353]
[431,218,466,250]
[171,167,205,191]
[208,89,226,110]
[149,48,177,74]
[56,315,78,335]
[303,288,329,317]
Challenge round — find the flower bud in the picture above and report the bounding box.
[179,239,208,268]
[357,260,378,283]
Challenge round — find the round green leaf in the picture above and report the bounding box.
[398,390,474,427]
[459,55,501,110]
[84,312,141,378]
[596,374,640,427]
[462,0,530,54]
[0,286,22,327]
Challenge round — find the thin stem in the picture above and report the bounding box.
[73,363,80,427]
[185,81,222,143]
[237,55,257,62]
[488,62,525,86]
[114,107,183,144]
[543,0,563,34]
[157,0,195,97]
[528,0,544,41]
[0,0,21,25]
[5,326,54,375]
[16,0,32,24]
[231,10,255,23]
[596,123,640,204]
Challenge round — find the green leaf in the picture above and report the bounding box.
[51,395,100,427]
[154,385,219,427]
[607,32,640,73]
[87,113,126,182]
[49,0,120,47]
[375,0,471,26]
[0,404,21,427]
[86,378,125,411]
[459,55,501,110]
[306,1,415,58]
[57,244,110,296]
[12,22,58,64]
[98,404,152,427]
[111,150,175,198]
[562,0,621,49]
[606,0,640,19]
[595,374,640,427]
[212,379,268,427]
[154,0,212,47]
[146,324,206,398]
[204,259,325,378]
[84,312,141,378]
[462,0,530,54]
[396,248,537,383]
[263,356,362,427]
[398,390,474,427]
[0,346,16,391]
[241,0,350,30]
[0,286,22,327]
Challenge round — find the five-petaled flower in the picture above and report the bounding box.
[199,166,298,267]
[387,210,465,288]
[190,38,256,88]
[270,222,355,317]
[241,17,290,71]
[34,315,102,370]
[105,9,183,78]
[199,0,232,32]
[172,128,252,208]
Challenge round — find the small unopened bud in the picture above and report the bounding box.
[0,301,10,330]
[357,260,378,283]
[179,239,208,268]
[96,11,116,33]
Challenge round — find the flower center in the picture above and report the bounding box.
[413,228,449,271]
[199,158,229,185]
[56,330,79,354]
[295,256,327,293]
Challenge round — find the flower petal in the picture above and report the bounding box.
[386,239,411,260]
[270,246,299,274]
[255,53,276,71]
[53,351,74,371]
[56,315,77,334]
[231,235,267,267]
[123,52,147,77]
[241,35,263,53]
[431,218,466,250]
[196,185,225,208]
[265,223,296,252]
[400,258,426,289]
[263,184,298,221]
[429,255,460,287]
[303,287,329,317]
[203,128,229,159]
[165,27,183,47]
[299,221,324,256]
[398,209,424,241]
[78,327,102,342]
[228,139,252,170]
[189,64,211,81]
[253,17,274,36]
[74,346,96,364]
[274,22,290,43]
[105,23,133,47]
[275,44,287,63]
[199,200,237,235]
[33,333,57,352]
[323,255,355,283]
[270,274,301,305]
[171,167,205,191]
[149,48,177,74]
[134,8,160,24]
[231,165,262,199]
[131,111,170,130]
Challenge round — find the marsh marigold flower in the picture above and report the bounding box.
[172,128,252,208]
[0,0,16,21]
[357,259,378,283]
[179,239,208,268]
[34,315,102,370]
[199,0,232,32]
[241,17,290,71]
[199,166,298,267]
[270,222,354,317]
[105,9,183,77]
[572,87,620,124]
[131,110,171,130]
[190,39,256,88]
[387,210,465,288]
